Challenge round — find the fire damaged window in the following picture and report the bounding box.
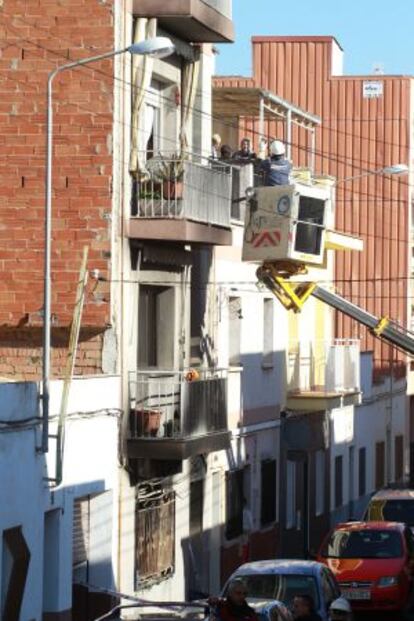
[135,484,175,588]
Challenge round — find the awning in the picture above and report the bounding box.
[212,86,321,128]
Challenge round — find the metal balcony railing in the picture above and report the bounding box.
[128,368,228,440]
[287,339,360,394]
[201,0,232,19]
[132,156,232,229]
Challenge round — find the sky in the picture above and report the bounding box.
[216,0,414,78]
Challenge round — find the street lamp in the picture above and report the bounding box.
[336,163,409,185]
[42,37,175,453]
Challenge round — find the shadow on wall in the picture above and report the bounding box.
[181,523,281,599]
[191,247,216,367]
[239,351,287,426]
[68,483,117,621]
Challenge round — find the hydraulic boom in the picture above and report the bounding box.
[257,263,414,357]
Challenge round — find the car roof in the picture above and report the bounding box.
[230,560,323,576]
[334,520,405,532]
[370,489,414,500]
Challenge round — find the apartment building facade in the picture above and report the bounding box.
[0,0,241,618]
[214,36,412,543]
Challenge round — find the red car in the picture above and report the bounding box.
[317,521,414,612]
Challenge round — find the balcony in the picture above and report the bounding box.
[127,368,230,460]
[127,158,232,246]
[133,0,234,43]
[287,339,361,411]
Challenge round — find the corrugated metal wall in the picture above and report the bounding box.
[215,37,411,377]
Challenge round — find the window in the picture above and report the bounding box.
[366,499,414,526]
[228,297,242,366]
[138,285,175,369]
[294,196,325,256]
[223,573,320,608]
[263,299,274,366]
[334,456,343,508]
[358,447,366,497]
[261,459,277,526]
[376,441,385,489]
[395,435,404,483]
[321,569,338,606]
[315,450,325,516]
[189,479,204,539]
[72,496,90,577]
[225,469,244,540]
[135,487,175,588]
[1,527,30,621]
[286,461,296,529]
[321,528,403,559]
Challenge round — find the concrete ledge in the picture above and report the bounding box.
[127,430,231,460]
[132,0,234,42]
[127,218,232,246]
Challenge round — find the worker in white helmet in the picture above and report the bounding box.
[329,597,352,621]
[260,139,292,186]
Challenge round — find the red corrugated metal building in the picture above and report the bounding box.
[214,36,413,379]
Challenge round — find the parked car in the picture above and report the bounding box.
[221,560,340,621]
[318,521,414,612]
[364,488,414,531]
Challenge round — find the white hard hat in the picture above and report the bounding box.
[329,597,352,613]
[270,140,285,156]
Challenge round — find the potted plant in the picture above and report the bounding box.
[132,409,162,437]
[147,153,185,200]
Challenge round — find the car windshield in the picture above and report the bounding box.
[321,529,403,559]
[225,574,319,608]
[366,499,414,526]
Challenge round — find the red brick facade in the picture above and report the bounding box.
[0,0,115,378]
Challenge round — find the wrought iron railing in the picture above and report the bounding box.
[129,368,228,440]
[287,339,360,394]
[132,156,232,228]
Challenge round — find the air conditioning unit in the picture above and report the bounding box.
[242,184,331,266]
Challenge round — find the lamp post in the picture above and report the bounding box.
[42,37,175,453]
[335,163,409,185]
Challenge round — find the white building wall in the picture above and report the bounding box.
[0,376,121,620]
[330,353,408,524]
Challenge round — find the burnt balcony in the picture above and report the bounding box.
[287,339,361,411]
[127,157,232,246]
[127,368,230,460]
[133,0,234,43]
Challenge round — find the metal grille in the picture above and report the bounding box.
[72,497,90,567]
[135,488,175,587]
[339,581,373,588]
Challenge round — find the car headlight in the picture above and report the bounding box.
[377,576,399,588]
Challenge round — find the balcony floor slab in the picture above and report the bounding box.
[287,390,361,412]
[127,218,232,245]
[126,430,231,460]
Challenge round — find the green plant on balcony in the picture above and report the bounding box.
[148,153,185,200]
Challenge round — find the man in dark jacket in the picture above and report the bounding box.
[261,139,292,186]
[292,595,322,621]
[209,579,258,621]
[233,138,256,163]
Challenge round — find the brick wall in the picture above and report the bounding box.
[0,0,116,378]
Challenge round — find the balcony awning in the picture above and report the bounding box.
[212,86,321,128]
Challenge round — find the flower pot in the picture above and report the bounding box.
[162,180,183,200]
[133,409,161,437]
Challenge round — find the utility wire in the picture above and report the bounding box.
[1,13,413,195]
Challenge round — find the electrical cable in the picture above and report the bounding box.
[1,12,413,198]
